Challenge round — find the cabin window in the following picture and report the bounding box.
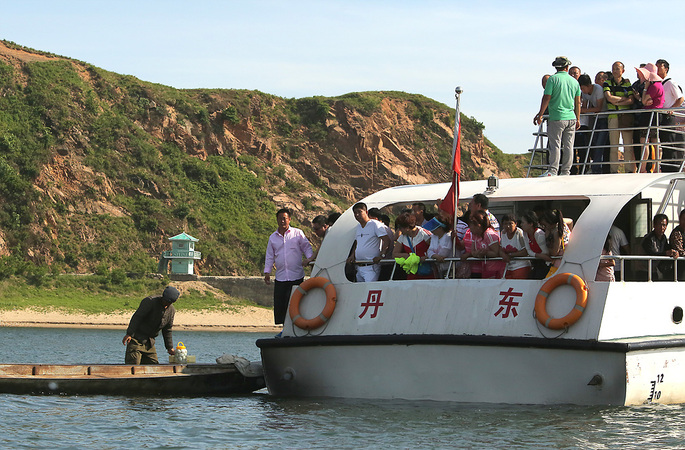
[344,198,591,283]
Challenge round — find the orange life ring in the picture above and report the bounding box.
[535,273,588,330]
[289,277,337,330]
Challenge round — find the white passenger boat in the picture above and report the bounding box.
[257,100,685,405]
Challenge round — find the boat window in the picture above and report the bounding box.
[488,199,590,229]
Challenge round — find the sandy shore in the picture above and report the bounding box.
[0,306,281,332]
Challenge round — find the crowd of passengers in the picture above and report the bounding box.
[538,58,684,175]
[344,194,685,283]
[345,194,570,282]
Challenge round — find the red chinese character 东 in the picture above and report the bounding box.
[494,287,522,319]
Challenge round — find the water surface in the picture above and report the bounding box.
[0,327,683,449]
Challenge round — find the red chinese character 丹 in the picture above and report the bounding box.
[359,290,384,319]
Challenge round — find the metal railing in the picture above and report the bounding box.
[349,254,684,282]
[352,256,558,280]
[527,108,685,176]
[601,254,684,282]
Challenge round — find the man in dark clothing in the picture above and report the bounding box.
[641,214,678,281]
[122,285,180,364]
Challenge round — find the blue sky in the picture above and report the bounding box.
[3,1,685,155]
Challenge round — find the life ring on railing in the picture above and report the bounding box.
[289,277,337,330]
[534,273,588,330]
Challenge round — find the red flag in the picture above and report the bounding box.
[438,118,461,220]
[438,174,457,217]
[451,119,462,175]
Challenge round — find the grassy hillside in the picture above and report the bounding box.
[0,41,525,282]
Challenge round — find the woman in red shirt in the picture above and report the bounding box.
[461,210,504,279]
[393,211,434,279]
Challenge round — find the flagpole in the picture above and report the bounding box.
[450,87,462,279]
[452,86,462,230]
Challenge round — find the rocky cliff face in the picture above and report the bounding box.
[0,41,522,275]
[136,93,516,208]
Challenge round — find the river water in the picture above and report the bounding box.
[0,327,684,449]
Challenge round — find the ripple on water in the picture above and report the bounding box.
[2,329,685,448]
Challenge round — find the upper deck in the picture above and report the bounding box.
[527,107,685,176]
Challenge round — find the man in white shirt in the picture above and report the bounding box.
[347,203,391,282]
[656,59,684,172]
[609,225,630,281]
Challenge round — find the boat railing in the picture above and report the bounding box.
[349,254,684,282]
[601,254,684,282]
[527,107,685,176]
[351,256,560,280]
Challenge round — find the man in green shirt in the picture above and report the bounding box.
[534,56,581,176]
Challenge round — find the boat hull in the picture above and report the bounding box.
[0,363,265,396]
[258,335,685,405]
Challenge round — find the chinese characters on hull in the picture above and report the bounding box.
[357,287,524,322]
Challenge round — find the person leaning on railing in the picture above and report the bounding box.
[499,214,532,279]
[520,211,552,279]
[534,56,581,177]
[640,213,678,281]
[669,210,685,281]
[579,74,607,174]
[656,59,685,172]
[596,237,615,282]
[539,209,566,278]
[604,61,635,173]
[461,210,505,279]
[635,63,665,173]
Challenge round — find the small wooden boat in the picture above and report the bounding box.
[0,363,265,396]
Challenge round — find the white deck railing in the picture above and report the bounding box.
[346,255,685,282]
[527,108,685,176]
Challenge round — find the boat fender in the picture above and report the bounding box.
[534,273,588,330]
[289,277,337,330]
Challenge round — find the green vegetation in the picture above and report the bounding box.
[0,275,259,314]
[487,138,527,178]
[0,41,522,281]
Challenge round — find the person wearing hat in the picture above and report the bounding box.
[534,56,581,176]
[427,217,454,278]
[122,285,180,364]
[635,63,664,172]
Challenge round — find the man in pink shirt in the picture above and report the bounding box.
[264,208,314,325]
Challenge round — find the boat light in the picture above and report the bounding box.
[486,175,499,193]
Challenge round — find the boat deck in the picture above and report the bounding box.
[528,107,685,176]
